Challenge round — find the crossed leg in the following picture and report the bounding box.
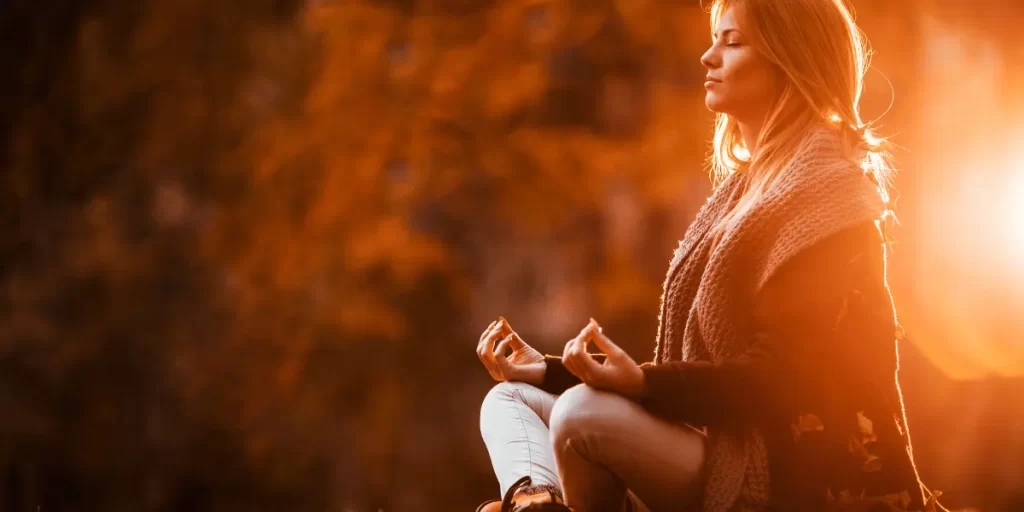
[480,382,707,512]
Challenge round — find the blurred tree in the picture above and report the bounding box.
[0,0,714,508]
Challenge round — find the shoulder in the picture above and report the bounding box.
[794,220,882,266]
[752,135,888,290]
[768,126,884,212]
[758,221,884,309]
[774,220,882,280]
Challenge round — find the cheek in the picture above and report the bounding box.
[712,53,777,114]
[739,67,778,107]
[729,54,771,91]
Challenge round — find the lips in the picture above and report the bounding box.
[705,76,722,82]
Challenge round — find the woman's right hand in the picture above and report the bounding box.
[476,317,546,386]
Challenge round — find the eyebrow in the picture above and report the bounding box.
[713,28,742,39]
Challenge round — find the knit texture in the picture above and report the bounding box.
[652,126,888,512]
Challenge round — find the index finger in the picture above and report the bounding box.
[575,321,599,349]
[495,315,528,352]
[479,320,498,344]
[580,321,607,352]
[477,322,503,361]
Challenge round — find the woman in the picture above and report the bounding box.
[476,0,938,511]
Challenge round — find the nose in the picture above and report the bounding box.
[700,44,719,71]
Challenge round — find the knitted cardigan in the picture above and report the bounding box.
[650,125,891,512]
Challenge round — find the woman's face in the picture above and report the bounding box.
[700,6,781,122]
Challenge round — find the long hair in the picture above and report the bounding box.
[707,0,894,237]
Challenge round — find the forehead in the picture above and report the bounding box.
[712,3,745,35]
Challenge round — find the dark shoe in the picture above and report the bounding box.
[475,499,501,512]
[475,476,570,512]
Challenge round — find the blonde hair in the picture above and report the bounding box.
[707,0,894,237]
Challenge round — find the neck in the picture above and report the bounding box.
[738,118,763,156]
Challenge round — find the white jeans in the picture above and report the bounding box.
[479,382,708,512]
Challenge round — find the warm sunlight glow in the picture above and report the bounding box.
[979,134,1024,268]
[906,128,1024,379]
[896,13,1024,381]
[1009,160,1024,256]
[864,131,881,147]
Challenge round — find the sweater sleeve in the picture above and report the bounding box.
[637,220,888,426]
[536,354,607,395]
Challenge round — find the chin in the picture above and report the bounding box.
[705,95,727,114]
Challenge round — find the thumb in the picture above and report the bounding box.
[508,332,527,351]
[588,326,624,359]
[498,317,527,351]
[494,335,513,369]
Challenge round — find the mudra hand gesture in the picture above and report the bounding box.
[562,318,647,399]
[476,317,546,386]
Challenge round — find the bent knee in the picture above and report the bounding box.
[479,381,544,430]
[481,381,527,413]
[549,385,631,442]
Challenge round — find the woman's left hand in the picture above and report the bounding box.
[562,318,647,399]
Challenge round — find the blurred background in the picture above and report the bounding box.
[0,0,1022,510]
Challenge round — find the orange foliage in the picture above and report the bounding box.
[2,0,1022,510]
